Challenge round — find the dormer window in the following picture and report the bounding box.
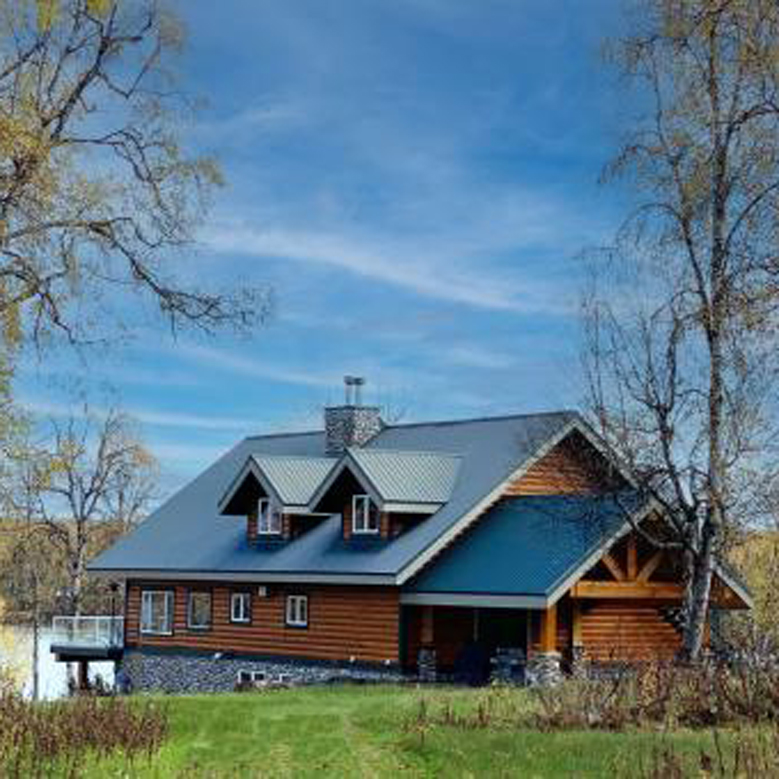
[258,497,281,535]
[352,494,379,535]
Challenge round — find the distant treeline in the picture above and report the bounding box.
[0,519,127,622]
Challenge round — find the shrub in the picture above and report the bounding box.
[410,660,779,734]
[533,660,779,730]
[0,684,168,778]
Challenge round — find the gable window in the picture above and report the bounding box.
[285,594,308,627]
[352,494,379,535]
[187,590,212,630]
[231,591,251,624]
[258,497,282,535]
[140,590,173,635]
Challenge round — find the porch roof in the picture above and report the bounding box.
[405,493,639,601]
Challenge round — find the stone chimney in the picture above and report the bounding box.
[324,376,382,457]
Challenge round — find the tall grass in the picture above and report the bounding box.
[0,674,168,778]
[410,660,779,731]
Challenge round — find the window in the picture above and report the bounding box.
[285,594,308,627]
[140,590,173,635]
[352,494,379,535]
[258,497,282,535]
[187,590,212,630]
[231,592,251,624]
[237,670,265,685]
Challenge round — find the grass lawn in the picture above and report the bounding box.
[77,684,747,778]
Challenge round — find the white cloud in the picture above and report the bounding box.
[172,342,339,389]
[441,344,515,370]
[22,399,258,433]
[203,223,556,312]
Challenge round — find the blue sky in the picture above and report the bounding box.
[17,0,632,492]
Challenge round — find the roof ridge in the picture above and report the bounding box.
[244,429,322,442]
[252,453,334,463]
[381,409,580,431]
[354,447,463,459]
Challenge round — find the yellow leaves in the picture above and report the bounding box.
[34,0,112,32]
[35,0,57,32]
[86,0,113,15]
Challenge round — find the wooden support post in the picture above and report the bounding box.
[627,536,638,581]
[571,600,583,647]
[421,606,434,646]
[539,603,557,653]
[77,660,89,692]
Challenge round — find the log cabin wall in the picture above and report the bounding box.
[506,431,625,496]
[578,599,681,662]
[125,581,400,665]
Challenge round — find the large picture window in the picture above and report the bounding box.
[285,594,308,628]
[230,591,251,624]
[187,590,212,630]
[352,494,379,535]
[258,497,282,535]
[140,590,173,635]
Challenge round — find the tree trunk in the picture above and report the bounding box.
[683,518,715,659]
[31,572,39,702]
[71,548,85,617]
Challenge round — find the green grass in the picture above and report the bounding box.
[83,684,745,778]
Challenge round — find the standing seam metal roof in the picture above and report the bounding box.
[89,411,583,577]
[251,455,335,506]
[406,493,638,596]
[346,448,461,504]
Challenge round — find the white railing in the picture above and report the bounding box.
[51,616,124,648]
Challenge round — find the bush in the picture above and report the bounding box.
[0,683,168,778]
[410,660,779,734]
[533,660,779,730]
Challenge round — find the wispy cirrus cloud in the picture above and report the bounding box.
[202,221,579,314]
[22,398,258,433]
[170,342,340,389]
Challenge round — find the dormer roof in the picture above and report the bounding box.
[219,454,335,513]
[308,448,462,514]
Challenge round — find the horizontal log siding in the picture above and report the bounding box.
[578,600,681,662]
[125,582,400,665]
[507,432,623,496]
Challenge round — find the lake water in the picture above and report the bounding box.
[0,624,115,699]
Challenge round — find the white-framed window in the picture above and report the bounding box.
[352,494,379,535]
[285,594,308,627]
[231,591,251,624]
[187,590,212,630]
[237,670,265,685]
[140,590,174,635]
[258,497,282,534]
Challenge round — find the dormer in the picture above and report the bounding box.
[308,449,462,541]
[219,455,335,545]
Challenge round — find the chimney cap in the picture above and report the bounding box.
[343,375,367,405]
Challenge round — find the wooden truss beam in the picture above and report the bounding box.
[571,581,682,599]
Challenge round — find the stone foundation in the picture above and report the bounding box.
[526,651,563,686]
[417,648,437,682]
[120,649,404,694]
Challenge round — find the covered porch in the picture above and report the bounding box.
[400,596,572,685]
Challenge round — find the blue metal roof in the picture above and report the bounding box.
[89,411,583,579]
[251,455,335,506]
[345,448,461,505]
[406,494,635,596]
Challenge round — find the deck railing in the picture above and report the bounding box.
[51,616,124,648]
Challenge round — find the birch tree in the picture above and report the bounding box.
[586,0,779,659]
[16,409,157,615]
[0,0,267,352]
